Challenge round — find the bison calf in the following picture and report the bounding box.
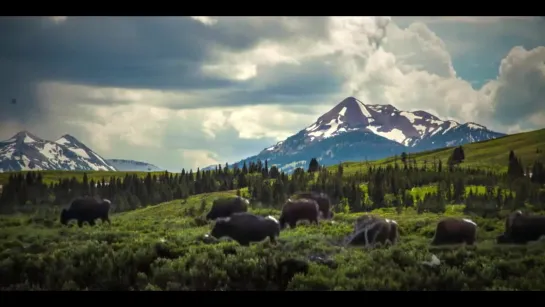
[279,198,320,229]
[346,215,399,247]
[210,212,280,246]
[497,211,545,244]
[60,197,111,227]
[431,218,477,246]
[205,196,249,220]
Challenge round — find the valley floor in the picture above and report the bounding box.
[1,191,545,291]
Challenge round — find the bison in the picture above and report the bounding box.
[497,211,545,244]
[60,197,111,227]
[346,215,399,247]
[430,217,477,246]
[292,191,333,219]
[209,212,280,246]
[205,196,249,220]
[278,198,320,229]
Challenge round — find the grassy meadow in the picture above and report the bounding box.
[1,190,545,291]
[1,128,545,290]
[333,128,545,175]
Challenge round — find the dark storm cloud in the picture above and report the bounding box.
[0,16,336,123]
[160,57,344,110]
[0,16,331,90]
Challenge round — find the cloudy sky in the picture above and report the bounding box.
[1,16,544,171]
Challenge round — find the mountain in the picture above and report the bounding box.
[210,97,506,173]
[106,159,164,172]
[0,131,116,172]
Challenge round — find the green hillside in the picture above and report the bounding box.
[333,128,545,175]
[2,190,545,290]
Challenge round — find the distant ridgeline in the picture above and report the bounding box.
[1,147,544,215]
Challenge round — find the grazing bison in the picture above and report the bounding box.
[292,192,333,219]
[209,212,280,246]
[497,211,545,244]
[205,196,249,220]
[430,218,477,246]
[60,197,111,227]
[346,215,399,247]
[278,198,320,229]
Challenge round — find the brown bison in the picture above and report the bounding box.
[205,196,249,220]
[209,212,280,246]
[278,198,320,229]
[292,191,333,219]
[430,218,477,246]
[497,211,545,244]
[60,197,111,227]
[346,215,399,247]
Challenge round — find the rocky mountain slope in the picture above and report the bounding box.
[212,97,506,173]
[0,131,116,172]
[106,159,163,172]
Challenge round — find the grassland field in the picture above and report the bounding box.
[2,189,545,291]
[1,129,545,290]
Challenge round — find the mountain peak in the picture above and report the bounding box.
[315,97,373,128]
[9,130,43,144]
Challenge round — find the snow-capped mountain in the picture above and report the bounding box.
[209,96,506,173]
[0,131,116,172]
[106,159,164,172]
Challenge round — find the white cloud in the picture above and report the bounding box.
[180,149,220,169]
[486,46,545,126]
[49,16,67,24]
[190,16,218,26]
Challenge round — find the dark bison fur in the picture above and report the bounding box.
[279,198,320,229]
[497,211,545,244]
[346,215,399,247]
[205,196,249,220]
[60,197,111,227]
[277,258,309,290]
[210,212,280,246]
[292,191,333,219]
[431,218,477,246]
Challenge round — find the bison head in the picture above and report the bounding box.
[210,217,231,239]
[60,209,70,225]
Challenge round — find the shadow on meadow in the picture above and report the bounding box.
[1,192,545,291]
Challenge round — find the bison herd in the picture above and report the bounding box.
[60,193,545,248]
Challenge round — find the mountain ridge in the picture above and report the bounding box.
[0,132,163,173]
[206,96,506,173]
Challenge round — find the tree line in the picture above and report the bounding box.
[1,147,544,215]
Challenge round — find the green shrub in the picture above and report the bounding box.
[1,192,545,290]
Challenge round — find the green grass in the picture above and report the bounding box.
[2,190,545,290]
[334,128,545,175]
[0,170,167,185]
